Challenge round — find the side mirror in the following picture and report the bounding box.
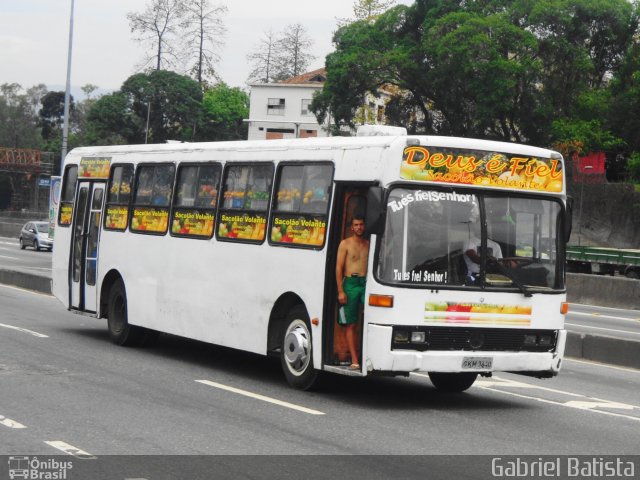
[564,196,573,242]
[366,186,385,235]
[30,228,37,234]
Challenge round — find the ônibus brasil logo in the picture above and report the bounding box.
[8,456,73,479]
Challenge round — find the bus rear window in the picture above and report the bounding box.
[104,164,133,231]
[130,164,175,235]
[270,163,333,248]
[217,164,273,243]
[58,165,78,227]
[171,163,221,238]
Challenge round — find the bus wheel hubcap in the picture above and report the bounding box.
[284,321,310,374]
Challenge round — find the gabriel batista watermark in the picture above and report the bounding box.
[492,457,636,478]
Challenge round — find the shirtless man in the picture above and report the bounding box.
[336,215,369,370]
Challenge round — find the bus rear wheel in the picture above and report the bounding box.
[280,306,318,390]
[107,279,145,346]
[428,372,478,393]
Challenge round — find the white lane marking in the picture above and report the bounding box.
[565,322,640,336]
[415,373,640,419]
[0,323,49,338]
[0,415,27,429]
[570,311,640,323]
[475,385,640,423]
[0,254,19,260]
[565,357,640,374]
[45,441,96,459]
[196,380,325,415]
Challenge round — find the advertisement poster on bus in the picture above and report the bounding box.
[131,207,169,233]
[218,213,266,241]
[48,176,61,238]
[105,206,129,230]
[79,157,111,179]
[271,215,326,247]
[400,146,564,193]
[171,209,215,238]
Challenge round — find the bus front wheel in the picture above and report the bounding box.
[428,372,478,393]
[107,279,145,346]
[280,306,318,390]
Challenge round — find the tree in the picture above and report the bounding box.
[314,0,638,146]
[128,0,185,71]
[182,0,228,85]
[272,24,315,81]
[199,83,249,140]
[246,29,279,83]
[352,0,397,22]
[121,70,203,143]
[39,91,74,141]
[0,83,42,149]
[85,92,134,145]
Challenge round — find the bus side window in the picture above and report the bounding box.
[270,163,333,248]
[58,165,78,227]
[104,164,133,231]
[171,163,221,239]
[130,164,175,235]
[217,163,274,243]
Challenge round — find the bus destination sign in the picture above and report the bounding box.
[400,146,563,193]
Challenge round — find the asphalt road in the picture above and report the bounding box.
[567,303,640,340]
[0,236,51,277]
[1,283,639,479]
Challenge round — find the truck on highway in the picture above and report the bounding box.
[566,245,640,278]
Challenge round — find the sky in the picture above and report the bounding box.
[0,0,413,97]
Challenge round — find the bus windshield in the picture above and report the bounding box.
[376,187,563,291]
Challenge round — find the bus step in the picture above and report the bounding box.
[324,365,365,377]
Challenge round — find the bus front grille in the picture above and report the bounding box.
[390,326,558,353]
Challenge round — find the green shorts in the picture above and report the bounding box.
[338,276,366,325]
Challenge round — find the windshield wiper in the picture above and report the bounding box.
[486,257,533,298]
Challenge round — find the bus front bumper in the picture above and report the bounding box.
[365,324,566,376]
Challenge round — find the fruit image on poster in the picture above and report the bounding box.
[172,210,215,237]
[79,157,111,179]
[131,207,169,233]
[105,206,129,230]
[424,301,532,325]
[59,203,73,226]
[400,146,564,193]
[271,215,326,247]
[218,213,266,241]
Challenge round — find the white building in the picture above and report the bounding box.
[245,68,329,140]
[245,68,394,140]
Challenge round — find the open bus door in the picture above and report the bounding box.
[324,184,369,371]
[69,181,105,312]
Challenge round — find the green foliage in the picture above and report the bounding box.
[551,118,624,155]
[626,152,640,182]
[200,83,248,140]
[0,83,43,149]
[316,0,639,151]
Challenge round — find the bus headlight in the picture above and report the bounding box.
[524,334,537,346]
[393,330,409,343]
[411,331,426,344]
[538,334,553,347]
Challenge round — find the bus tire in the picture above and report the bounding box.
[428,372,478,393]
[107,279,144,346]
[625,269,639,279]
[280,306,318,390]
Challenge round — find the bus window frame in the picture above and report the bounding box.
[103,163,134,232]
[216,162,275,245]
[373,181,568,294]
[58,164,78,228]
[129,162,176,237]
[268,161,334,250]
[169,161,221,240]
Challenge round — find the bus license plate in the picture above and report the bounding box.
[462,357,493,370]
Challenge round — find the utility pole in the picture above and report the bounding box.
[60,0,75,174]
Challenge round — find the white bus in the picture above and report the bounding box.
[52,127,571,391]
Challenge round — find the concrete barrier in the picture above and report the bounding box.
[0,221,23,238]
[566,273,640,310]
[0,269,51,295]
[566,331,640,370]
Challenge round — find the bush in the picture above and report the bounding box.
[626,152,640,182]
